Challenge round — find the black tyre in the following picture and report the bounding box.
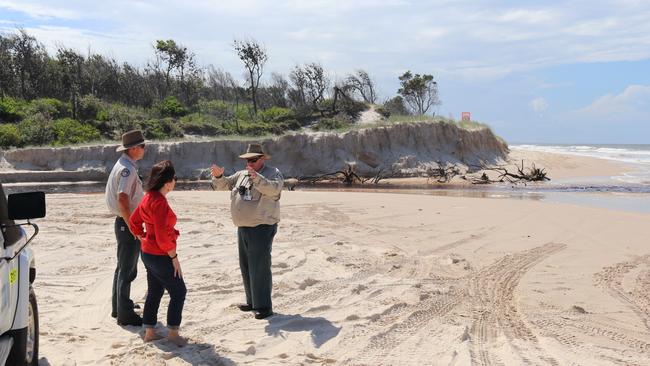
[6,287,39,366]
[26,287,39,366]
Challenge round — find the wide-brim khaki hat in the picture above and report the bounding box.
[239,143,270,159]
[116,130,146,152]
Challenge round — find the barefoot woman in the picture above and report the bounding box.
[129,160,187,346]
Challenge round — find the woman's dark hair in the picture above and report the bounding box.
[144,160,175,192]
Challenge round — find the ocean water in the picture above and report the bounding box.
[512,144,650,185]
[509,144,650,213]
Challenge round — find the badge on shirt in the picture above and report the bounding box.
[243,187,253,201]
[121,168,131,177]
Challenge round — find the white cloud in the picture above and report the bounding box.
[286,27,365,42]
[0,0,80,19]
[417,27,448,40]
[282,0,407,14]
[495,9,558,25]
[1,0,650,88]
[578,85,650,117]
[530,97,549,113]
[17,25,152,64]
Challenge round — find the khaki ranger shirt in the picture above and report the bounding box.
[211,164,283,227]
[105,153,144,217]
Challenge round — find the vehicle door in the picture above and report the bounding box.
[0,183,23,334]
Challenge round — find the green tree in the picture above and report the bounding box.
[0,35,14,97]
[0,97,25,122]
[83,54,120,100]
[154,39,195,101]
[288,65,308,110]
[233,38,268,114]
[289,63,329,114]
[6,29,49,99]
[345,69,377,103]
[0,124,21,148]
[56,47,84,119]
[383,96,410,116]
[397,71,440,115]
[155,39,182,95]
[158,96,187,117]
[258,72,289,109]
[52,118,100,145]
[18,113,54,146]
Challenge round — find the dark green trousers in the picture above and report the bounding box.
[112,217,140,318]
[237,224,277,310]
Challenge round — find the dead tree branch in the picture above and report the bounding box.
[361,168,399,184]
[424,161,461,183]
[298,164,363,185]
[468,160,550,184]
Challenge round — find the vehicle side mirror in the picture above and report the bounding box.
[8,192,46,220]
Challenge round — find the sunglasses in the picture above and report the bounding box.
[246,157,261,163]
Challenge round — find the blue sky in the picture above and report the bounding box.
[1,0,649,144]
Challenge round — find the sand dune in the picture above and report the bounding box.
[33,182,650,365]
[0,122,507,182]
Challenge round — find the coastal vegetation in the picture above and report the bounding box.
[0,29,458,149]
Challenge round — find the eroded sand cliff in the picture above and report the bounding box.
[0,122,508,182]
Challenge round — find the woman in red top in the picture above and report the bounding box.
[129,160,187,346]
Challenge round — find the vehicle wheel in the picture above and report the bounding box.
[26,287,39,366]
[7,287,39,366]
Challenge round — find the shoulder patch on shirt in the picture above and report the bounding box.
[120,168,131,177]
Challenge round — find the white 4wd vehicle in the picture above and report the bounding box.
[0,183,45,366]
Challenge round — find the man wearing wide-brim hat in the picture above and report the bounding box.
[105,130,147,326]
[210,143,283,320]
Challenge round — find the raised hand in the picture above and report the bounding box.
[211,164,225,178]
[246,166,257,179]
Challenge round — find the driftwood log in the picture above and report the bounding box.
[295,160,549,187]
[468,160,550,184]
[298,164,362,185]
[424,161,461,183]
[298,165,399,186]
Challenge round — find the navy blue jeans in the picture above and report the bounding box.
[238,224,277,311]
[141,252,187,329]
[112,217,140,318]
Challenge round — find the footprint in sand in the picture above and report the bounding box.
[111,342,126,349]
[351,284,367,294]
[307,305,331,312]
[299,278,320,290]
[241,345,256,355]
[569,305,588,314]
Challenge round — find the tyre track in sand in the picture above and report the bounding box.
[468,242,566,366]
[594,254,650,331]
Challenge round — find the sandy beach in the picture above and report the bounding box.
[507,147,635,181]
[32,151,650,365]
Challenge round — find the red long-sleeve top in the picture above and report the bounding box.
[129,190,179,255]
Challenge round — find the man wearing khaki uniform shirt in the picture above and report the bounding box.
[211,143,283,320]
[105,130,146,326]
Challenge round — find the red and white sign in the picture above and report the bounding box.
[461,112,471,121]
